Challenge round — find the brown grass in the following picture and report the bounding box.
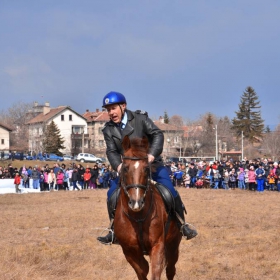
[0,185,279,279]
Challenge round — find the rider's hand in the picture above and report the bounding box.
[148,154,155,163]
[117,163,122,173]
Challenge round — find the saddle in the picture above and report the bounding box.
[108,183,175,217]
[154,183,175,214]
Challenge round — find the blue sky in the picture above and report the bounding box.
[1,1,279,128]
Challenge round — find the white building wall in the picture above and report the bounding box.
[0,127,10,151]
[28,108,87,155]
[50,109,87,154]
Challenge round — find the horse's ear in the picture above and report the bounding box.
[122,135,131,151]
[141,137,149,150]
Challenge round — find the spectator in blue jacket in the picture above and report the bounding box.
[255,164,266,192]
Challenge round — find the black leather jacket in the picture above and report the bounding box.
[102,109,164,171]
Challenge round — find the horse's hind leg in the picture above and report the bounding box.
[123,249,149,280]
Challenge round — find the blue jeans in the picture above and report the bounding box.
[238,180,246,189]
[257,179,264,192]
[33,179,39,189]
[213,181,219,189]
[107,165,177,200]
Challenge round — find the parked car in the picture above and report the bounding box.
[45,153,64,161]
[76,153,103,163]
[13,153,33,160]
[63,155,73,161]
[0,152,11,160]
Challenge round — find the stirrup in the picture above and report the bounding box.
[180,223,198,240]
[97,229,118,245]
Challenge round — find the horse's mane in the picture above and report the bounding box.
[128,138,148,158]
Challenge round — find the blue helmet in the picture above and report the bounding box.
[102,91,126,107]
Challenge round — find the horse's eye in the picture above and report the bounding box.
[122,166,128,173]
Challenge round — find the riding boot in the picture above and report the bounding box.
[97,220,116,245]
[97,189,119,245]
[174,194,198,240]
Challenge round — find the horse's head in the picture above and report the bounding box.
[121,136,150,212]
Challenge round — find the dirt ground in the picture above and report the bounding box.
[0,187,279,280]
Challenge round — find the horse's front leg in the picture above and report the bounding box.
[122,248,149,280]
[149,242,166,280]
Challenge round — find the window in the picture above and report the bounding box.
[99,140,104,147]
[98,127,103,134]
[72,126,84,134]
[174,136,179,143]
[1,139,4,145]
[61,115,64,121]
[69,115,72,121]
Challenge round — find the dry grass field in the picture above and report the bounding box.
[0,184,279,280]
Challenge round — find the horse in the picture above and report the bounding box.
[114,136,182,280]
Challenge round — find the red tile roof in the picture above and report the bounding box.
[0,122,13,131]
[83,110,110,122]
[153,121,183,131]
[26,106,86,124]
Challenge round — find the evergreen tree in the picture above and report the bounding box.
[42,121,65,155]
[163,110,169,124]
[232,86,264,142]
[264,125,271,133]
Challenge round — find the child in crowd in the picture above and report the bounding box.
[223,170,229,190]
[39,170,44,191]
[83,168,92,189]
[183,174,191,188]
[229,169,237,190]
[237,167,246,190]
[267,170,276,191]
[244,168,249,190]
[213,170,221,189]
[14,172,21,193]
[56,170,64,190]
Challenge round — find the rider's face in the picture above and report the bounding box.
[106,103,126,124]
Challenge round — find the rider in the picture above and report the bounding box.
[97,91,197,245]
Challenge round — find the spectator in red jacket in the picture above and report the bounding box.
[14,172,21,193]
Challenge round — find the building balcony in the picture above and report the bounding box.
[71,133,89,139]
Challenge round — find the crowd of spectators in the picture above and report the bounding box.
[2,157,280,193]
[0,162,118,192]
[165,157,280,192]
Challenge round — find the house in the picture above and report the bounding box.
[0,122,13,152]
[26,102,88,155]
[83,108,110,155]
[154,117,184,158]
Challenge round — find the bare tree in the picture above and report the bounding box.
[0,102,35,151]
[260,125,280,160]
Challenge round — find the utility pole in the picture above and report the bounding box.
[215,124,218,160]
[241,130,244,160]
[82,128,84,153]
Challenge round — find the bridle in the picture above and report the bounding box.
[120,156,152,199]
[120,155,153,255]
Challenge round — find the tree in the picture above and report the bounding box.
[163,110,169,124]
[42,121,65,156]
[264,125,271,133]
[0,101,35,151]
[232,86,264,143]
[261,124,280,160]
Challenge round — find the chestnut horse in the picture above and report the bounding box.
[114,136,182,280]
